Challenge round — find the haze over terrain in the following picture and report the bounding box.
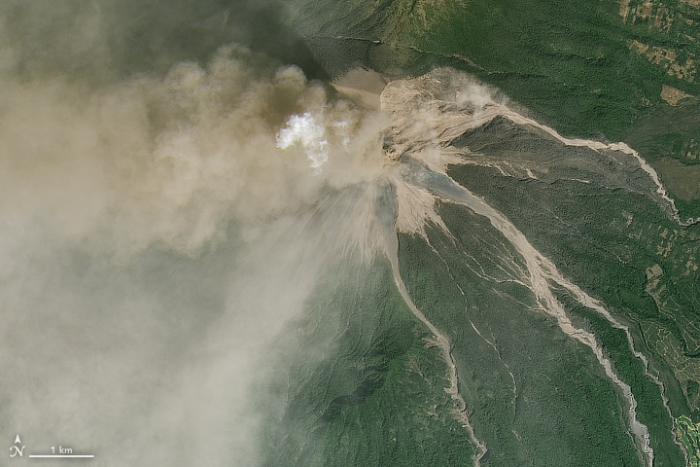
[2,1,699,466]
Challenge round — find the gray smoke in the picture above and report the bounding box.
[0,3,390,465]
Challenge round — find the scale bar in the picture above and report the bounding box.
[28,454,95,459]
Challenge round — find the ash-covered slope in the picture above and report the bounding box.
[2,2,699,467]
[261,69,694,467]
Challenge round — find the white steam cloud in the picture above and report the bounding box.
[2,4,665,464]
[0,27,390,466]
[276,112,329,171]
[0,46,389,257]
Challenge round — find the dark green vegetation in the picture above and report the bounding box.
[264,117,698,464]
[7,0,698,464]
[273,3,700,462]
[283,0,700,216]
[449,120,699,464]
[262,259,475,466]
[398,207,643,466]
[676,416,700,466]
